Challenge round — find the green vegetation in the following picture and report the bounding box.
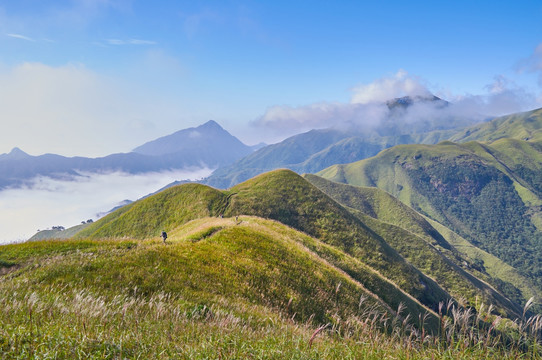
[224,170,452,310]
[427,218,542,308]
[304,174,523,317]
[78,170,453,314]
[317,139,542,309]
[28,223,91,241]
[450,108,542,143]
[3,217,542,358]
[7,106,542,357]
[77,183,229,239]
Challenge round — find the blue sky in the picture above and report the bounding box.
[1,0,542,156]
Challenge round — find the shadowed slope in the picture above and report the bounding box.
[304,174,523,317]
[317,141,542,308]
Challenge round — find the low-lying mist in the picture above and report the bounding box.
[0,168,212,244]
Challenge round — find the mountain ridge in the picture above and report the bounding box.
[202,95,479,189]
[0,120,253,190]
[74,168,531,320]
[316,138,542,307]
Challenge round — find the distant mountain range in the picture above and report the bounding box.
[203,95,477,188]
[0,120,254,190]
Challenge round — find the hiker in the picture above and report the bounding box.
[161,230,167,244]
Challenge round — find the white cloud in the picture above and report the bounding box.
[105,38,157,45]
[351,70,432,104]
[6,33,34,41]
[251,71,540,141]
[450,76,538,117]
[0,62,184,157]
[518,43,542,87]
[251,71,436,138]
[0,168,212,244]
[252,102,389,139]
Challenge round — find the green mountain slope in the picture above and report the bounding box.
[203,129,350,188]
[77,183,229,239]
[28,223,91,241]
[4,216,538,358]
[79,170,453,316]
[76,168,529,320]
[0,218,396,357]
[317,141,542,306]
[304,174,523,316]
[450,108,542,143]
[202,96,473,189]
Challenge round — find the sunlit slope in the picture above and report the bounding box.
[222,170,451,309]
[77,183,229,239]
[317,141,542,306]
[304,174,523,317]
[2,217,440,329]
[174,216,438,326]
[29,223,91,241]
[0,217,413,358]
[450,108,542,143]
[77,169,451,315]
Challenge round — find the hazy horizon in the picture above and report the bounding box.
[0,168,212,244]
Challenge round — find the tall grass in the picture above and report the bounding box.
[2,285,539,358]
[2,218,542,358]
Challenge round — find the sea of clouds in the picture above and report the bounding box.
[0,168,212,244]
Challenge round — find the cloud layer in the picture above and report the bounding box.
[519,43,542,88]
[6,33,34,41]
[351,70,432,104]
[252,70,540,140]
[0,62,182,157]
[0,168,212,244]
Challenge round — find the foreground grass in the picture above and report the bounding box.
[1,217,542,359]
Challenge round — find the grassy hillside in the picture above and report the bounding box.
[3,217,539,358]
[28,223,91,241]
[0,217,391,357]
[73,169,532,318]
[79,170,452,315]
[4,169,542,357]
[450,108,542,143]
[427,218,542,306]
[223,170,454,310]
[76,183,229,239]
[304,173,447,246]
[304,174,523,317]
[317,141,542,306]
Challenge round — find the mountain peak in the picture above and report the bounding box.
[386,95,448,109]
[199,120,223,129]
[7,147,30,158]
[132,120,252,161]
